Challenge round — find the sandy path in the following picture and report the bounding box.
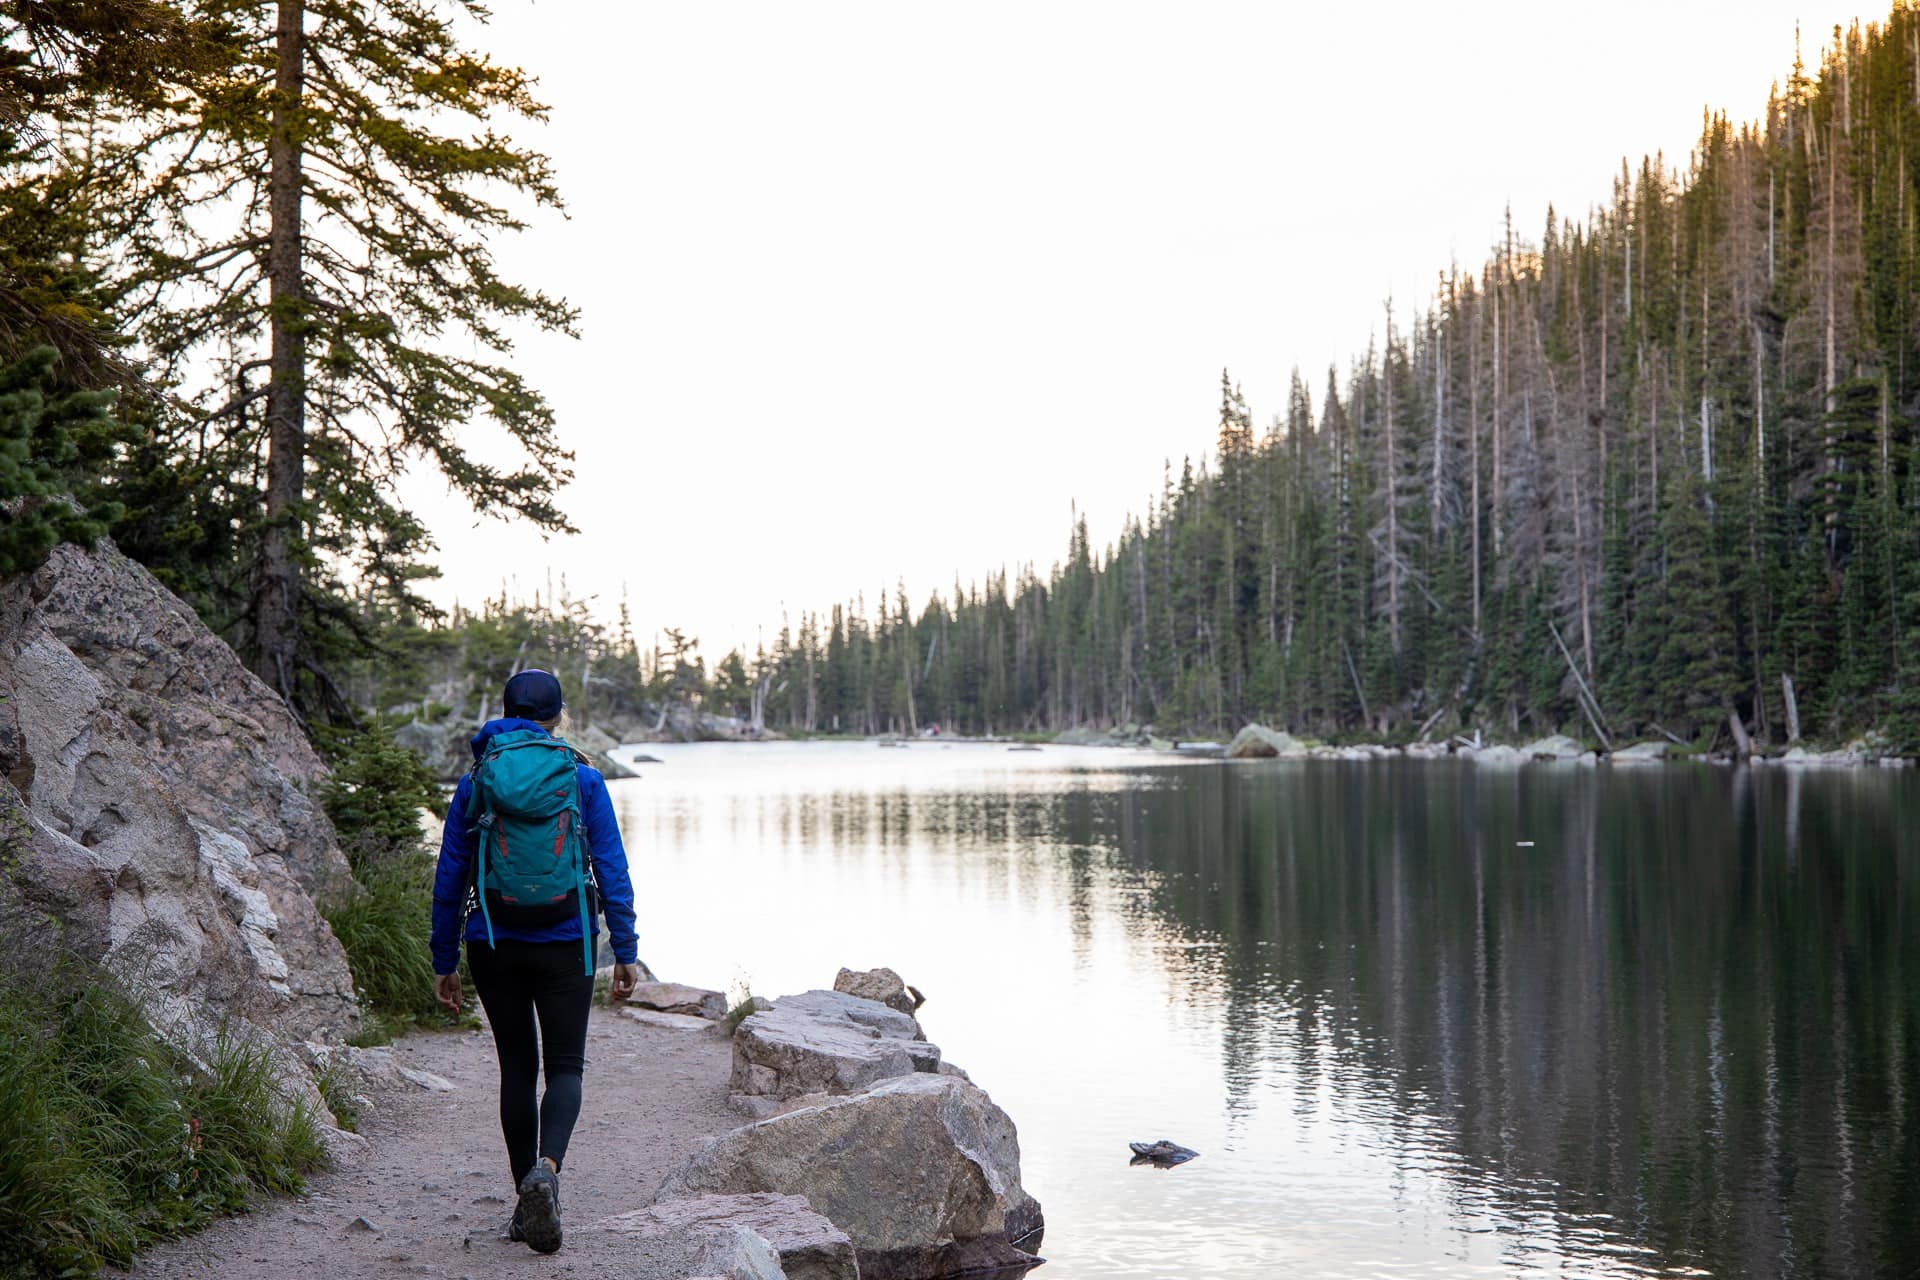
[126,1008,739,1280]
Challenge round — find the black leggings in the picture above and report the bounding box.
[466,939,594,1186]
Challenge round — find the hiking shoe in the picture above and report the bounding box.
[515,1161,562,1254]
[505,1202,527,1243]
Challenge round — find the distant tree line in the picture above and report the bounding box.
[727,14,1920,748]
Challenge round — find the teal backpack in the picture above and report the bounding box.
[465,729,596,974]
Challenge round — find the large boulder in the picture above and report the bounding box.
[833,965,918,1015]
[658,1073,1044,1280]
[1520,734,1586,761]
[732,990,941,1102]
[1225,724,1309,759]
[0,543,360,1054]
[603,1194,855,1280]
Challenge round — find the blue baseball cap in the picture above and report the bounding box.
[503,669,565,721]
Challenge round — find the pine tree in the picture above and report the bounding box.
[90,0,578,708]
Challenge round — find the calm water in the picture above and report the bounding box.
[607,742,1920,1279]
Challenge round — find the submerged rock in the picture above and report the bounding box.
[658,1073,1044,1280]
[1128,1139,1200,1167]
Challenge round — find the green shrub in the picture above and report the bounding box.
[315,722,444,871]
[319,853,441,1025]
[313,724,473,1032]
[0,963,325,1278]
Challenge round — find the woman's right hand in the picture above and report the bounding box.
[609,963,641,1002]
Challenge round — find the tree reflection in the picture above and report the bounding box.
[1101,761,1920,1279]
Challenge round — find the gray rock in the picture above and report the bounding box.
[1520,734,1586,761]
[571,724,639,779]
[732,990,940,1101]
[591,1213,786,1280]
[832,966,918,1015]
[606,1194,855,1280]
[1469,744,1524,767]
[657,1073,1044,1280]
[390,719,466,780]
[303,1043,454,1098]
[1610,741,1669,763]
[631,980,728,1020]
[1225,724,1310,759]
[622,1007,719,1033]
[0,543,360,1066]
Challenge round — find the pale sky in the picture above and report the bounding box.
[399,1,1873,658]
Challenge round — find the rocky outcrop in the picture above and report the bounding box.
[600,1194,856,1280]
[392,712,638,782]
[832,965,918,1015]
[1225,724,1310,759]
[630,980,727,1020]
[658,1073,1043,1280]
[569,722,639,779]
[1519,734,1586,761]
[0,543,359,1060]
[731,989,942,1103]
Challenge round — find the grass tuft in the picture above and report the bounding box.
[0,960,326,1277]
[320,852,441,1025]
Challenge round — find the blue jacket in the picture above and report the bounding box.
[430,718,639,974]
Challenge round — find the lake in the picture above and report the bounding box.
[607,741,1920,1279]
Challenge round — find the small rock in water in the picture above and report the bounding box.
[1128,1139,1200,1166]
[1516,840,1536,848]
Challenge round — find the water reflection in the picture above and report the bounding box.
[612,745,1920,1279]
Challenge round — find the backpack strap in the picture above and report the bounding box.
[467,745,500,951]
[560,762,592,976]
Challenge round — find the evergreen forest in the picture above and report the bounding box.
[707,12,1920,749]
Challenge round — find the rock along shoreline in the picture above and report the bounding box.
[1048,721,1917,769]
[609,964,1044,1280]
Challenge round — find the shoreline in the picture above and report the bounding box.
[616,731,1920,769]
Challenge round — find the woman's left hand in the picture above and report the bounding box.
[434,972,463,1012]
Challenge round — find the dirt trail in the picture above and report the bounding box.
[126,1008,739,1280]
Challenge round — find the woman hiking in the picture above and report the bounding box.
[430,669,642,1255]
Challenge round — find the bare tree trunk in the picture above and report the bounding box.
[1384,315,1401,654]
[1430,309,1445,537]
[1782,673,1802,743]
[1824,119,1838,556]
[1492,271,1504,558]
[1470,296,1482,637]
[1728,710,1754,758]
[253,0,306,702]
